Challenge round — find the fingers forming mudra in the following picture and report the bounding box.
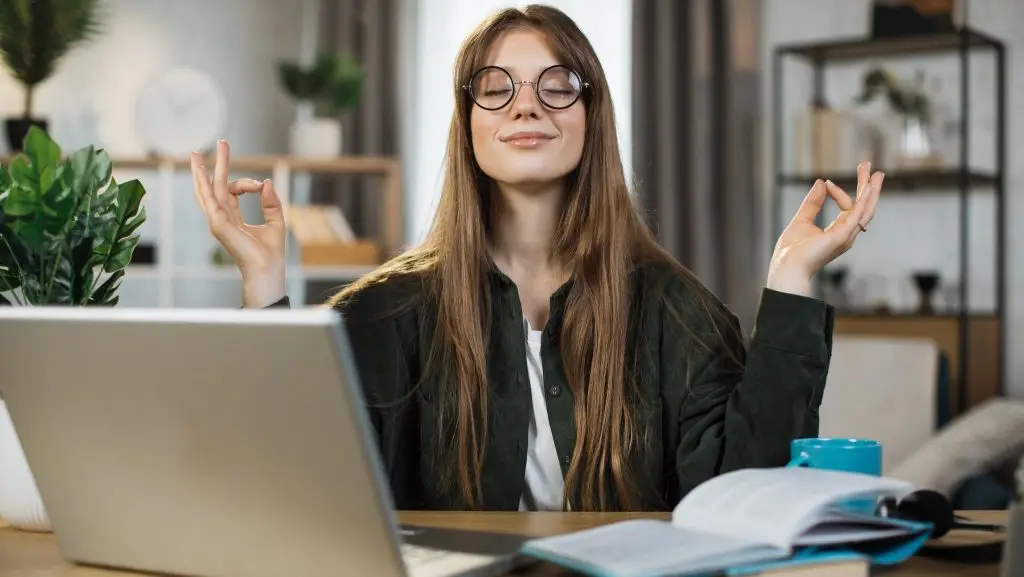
[189,140,287,275]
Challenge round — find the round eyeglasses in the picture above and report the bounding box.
[464,65,588,111]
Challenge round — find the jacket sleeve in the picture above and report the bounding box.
[666,286,834,498]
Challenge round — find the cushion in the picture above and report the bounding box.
[889,398,1024,497]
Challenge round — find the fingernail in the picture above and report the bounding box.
[825,179,835,187]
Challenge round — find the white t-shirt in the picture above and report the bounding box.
[518,321,566,511]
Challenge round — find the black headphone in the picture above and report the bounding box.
[875,489,1007,564]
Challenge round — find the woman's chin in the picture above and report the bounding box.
[487,161,575,186]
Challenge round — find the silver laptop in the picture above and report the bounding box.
[0,306,527,577]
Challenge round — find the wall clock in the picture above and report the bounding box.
[135,66,228,157]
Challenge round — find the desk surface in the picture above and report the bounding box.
[0,511,1006,576]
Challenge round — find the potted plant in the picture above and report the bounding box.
[278,51,363,158]
[0,126,147,531]
[0,0,105,152]
[856,67,938,169]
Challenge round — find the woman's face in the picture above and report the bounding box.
[469,29,586,191]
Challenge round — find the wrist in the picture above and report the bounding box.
[241,266,286,309]
[766,271,813,297]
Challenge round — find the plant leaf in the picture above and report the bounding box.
[42,253,75,305]
[91,178,147,274]
[23,126,61,169]
[88,269,123,306]
[3,157,38,217]
[0,231,27,293]
[69,144,111,196]
[69,236,94,304]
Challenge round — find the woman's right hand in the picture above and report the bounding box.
[190,140,287,308]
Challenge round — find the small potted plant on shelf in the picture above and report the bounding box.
[278,51,363,158]
[856,67,940,170]
[0,0,106,152]
[0,126,147,532]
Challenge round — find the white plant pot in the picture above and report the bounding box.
[0,400,50,531]
[289,118,343,158]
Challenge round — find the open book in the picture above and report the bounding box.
[521,467,933,577]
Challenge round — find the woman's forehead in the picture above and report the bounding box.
[482,29,560,72]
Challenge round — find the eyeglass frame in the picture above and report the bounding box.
[462,64,590,111]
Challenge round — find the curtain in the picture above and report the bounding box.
[306,0,402,302]
[632,0,763,330]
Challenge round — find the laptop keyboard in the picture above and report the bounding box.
[401,543,451,566]
[400,543,504,577]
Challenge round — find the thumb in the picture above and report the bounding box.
[260,179,286,226]
[792,179,827,224]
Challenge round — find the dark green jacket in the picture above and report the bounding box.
[273,259,834,511]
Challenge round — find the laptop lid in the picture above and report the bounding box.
[0,306,409,577]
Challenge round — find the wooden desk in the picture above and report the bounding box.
[0,511,1006,576]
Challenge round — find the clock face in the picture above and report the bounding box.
[135,66,227,157]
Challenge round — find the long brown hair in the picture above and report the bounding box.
[331,4,727,511]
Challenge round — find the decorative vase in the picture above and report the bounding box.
[3,117,47,153]
[911,271,940,315]
[895,114,942,170]
[0,400,51,531]
[289,118,342,158]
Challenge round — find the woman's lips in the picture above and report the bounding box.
[500,131,556,148]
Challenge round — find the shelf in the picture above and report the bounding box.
[836,312,999,320]
[124,265,375,281]
[776,27,1003,63]
[779,169,997,190]
[0,154,399,175]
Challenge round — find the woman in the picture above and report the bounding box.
[191,5,883,512]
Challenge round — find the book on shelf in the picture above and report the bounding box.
[521,467,932,577]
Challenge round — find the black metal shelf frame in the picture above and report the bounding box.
[771,27,1006,415]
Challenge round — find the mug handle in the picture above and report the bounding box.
[786,452,811,468]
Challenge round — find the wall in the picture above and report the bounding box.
[0,0,303,307]
[0,0,300,155]
[404,0,633,243]
[760,0,1024,396]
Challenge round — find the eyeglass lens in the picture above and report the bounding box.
[470,66,582,110]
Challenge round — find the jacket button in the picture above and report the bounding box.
[563,454,571,464]
[547,385,561,397]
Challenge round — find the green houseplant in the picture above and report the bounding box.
[0,127,146,532]
[0,126,146,306]
[857,68,930,121]
[278,51,363,157]
[0,0,105,152]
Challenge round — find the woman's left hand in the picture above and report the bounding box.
[767,162,884,297]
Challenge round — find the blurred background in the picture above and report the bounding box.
[1,0,1021,503]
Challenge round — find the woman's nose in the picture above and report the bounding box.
[510,81,542,118]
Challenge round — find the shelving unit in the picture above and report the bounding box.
[771,28,1006,417]
[0,154,403,308]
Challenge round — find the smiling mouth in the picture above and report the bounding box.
[500,132,556,142]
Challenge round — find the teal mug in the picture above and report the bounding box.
[787,438,883,515]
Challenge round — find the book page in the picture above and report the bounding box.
[671,468,913,549]
[522,519,787,577]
